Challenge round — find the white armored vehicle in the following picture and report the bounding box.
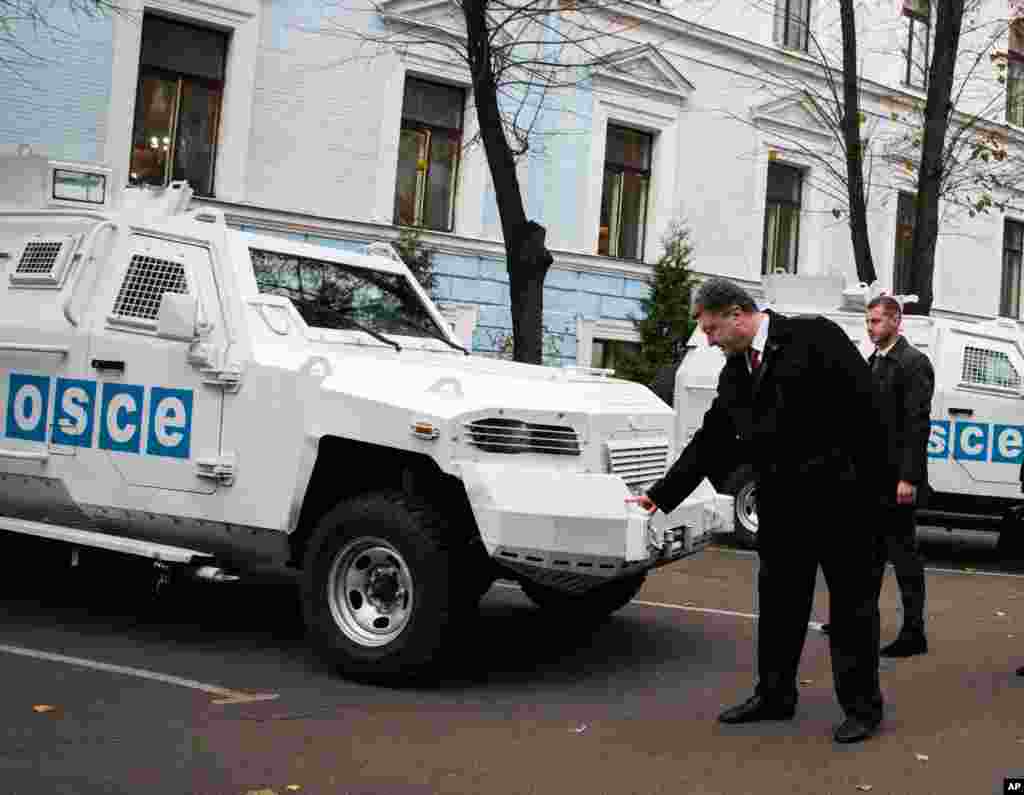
[676,273,1024,557]
[0,154,731,679]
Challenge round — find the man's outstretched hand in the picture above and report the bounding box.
[625,494,657,513]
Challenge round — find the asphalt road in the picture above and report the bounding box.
[1,532,1023,795]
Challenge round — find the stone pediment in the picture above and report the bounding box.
[750,95,835,144]
[376,0,466,43]
[593,44,694,103]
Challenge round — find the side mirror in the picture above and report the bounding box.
[156,292,199,341]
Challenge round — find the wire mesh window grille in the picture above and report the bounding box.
[112,254,189,322]
[962,345,1021,390]
[16,241,65,275]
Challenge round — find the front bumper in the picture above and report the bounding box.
[456,462,734,593]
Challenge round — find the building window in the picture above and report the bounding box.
[128,15,228,197]
[893,191,917,295]
[591,338,641,370]
[902,0,931,89]
[773,0,810,52]
[1001,219,1024,318]
[761,162,803,275]
[1007,22,1024,127]
[393,77,464,232]
[598,125,652,261]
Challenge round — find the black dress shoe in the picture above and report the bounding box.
[1016,664,1024,676]
[833,716,881,744]
[718,694,796,724]
[880,632,928,657]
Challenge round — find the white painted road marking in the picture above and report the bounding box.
[0,643,279,705]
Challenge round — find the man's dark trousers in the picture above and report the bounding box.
[882,504,926,633]
[755,472,885,724]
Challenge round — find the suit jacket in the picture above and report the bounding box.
[868,336,934,497]
[647,310,887,514]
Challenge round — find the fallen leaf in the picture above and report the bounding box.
[799,680,813,686]
[286,787,301,792]
[996,611,1008,617]
[856,786,873,792]
[915,753,929,762]
[32,705,56,713]
[245,790,277,795]
[1009,634,1017,639]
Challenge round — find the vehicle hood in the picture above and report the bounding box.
[308,349,673,420]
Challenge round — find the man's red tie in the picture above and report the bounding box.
[750,349,761,370]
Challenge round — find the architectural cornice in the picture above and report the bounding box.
[195,197,655,279]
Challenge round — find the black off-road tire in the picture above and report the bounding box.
[520,573,647,624]
[723,465,759,550]
[301,490,456,681]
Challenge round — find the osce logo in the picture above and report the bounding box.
[928,419,1024,464]
[4,372,193,459]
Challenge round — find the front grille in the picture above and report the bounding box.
[464,418,581,456]
[606,438,670,491]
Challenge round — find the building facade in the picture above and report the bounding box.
[4,0,1024,366]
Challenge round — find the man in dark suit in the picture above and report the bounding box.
[628,277,887,744]
[865,295,934,657]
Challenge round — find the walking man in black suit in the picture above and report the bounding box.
[628,277,887,744]
[865,295,934,657]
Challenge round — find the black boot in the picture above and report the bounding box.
[880,628,927,658]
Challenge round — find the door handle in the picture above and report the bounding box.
[91,358,125,373]
[948,407,974,417]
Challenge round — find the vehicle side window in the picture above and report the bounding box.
[962,345,1021,390]
[104,235,217,335]
[111,253,190,323]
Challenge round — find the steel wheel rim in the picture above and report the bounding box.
[736,481,759,535]
[326,536,414,647]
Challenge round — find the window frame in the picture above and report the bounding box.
[893,190,917,295]
[598,124,654,262]
[127,15,229,198]
[774,0,811,53]
[576,318,642,372]
[1001,218,1024,319]
[1007,56,1024,128]
[761,160,804,276]
[393,77,466,234]
[904,7,931,90]
[130,62,226,197]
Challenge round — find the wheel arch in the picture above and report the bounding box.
[287,435,481,568]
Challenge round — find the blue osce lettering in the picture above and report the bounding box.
[4,372,193,458]
[928,420,1024,464]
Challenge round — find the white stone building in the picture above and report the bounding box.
[3,0,1024,366]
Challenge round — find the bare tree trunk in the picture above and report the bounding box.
[462,0,553,363]
[906,0,965,315]
[839,0,876,285]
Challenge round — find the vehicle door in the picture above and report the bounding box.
[0,220,95,521]
[85,232,225,494]
[929,323,1024,496]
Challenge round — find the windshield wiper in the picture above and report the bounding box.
[336,317,402,352]
[396,320,470,356]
